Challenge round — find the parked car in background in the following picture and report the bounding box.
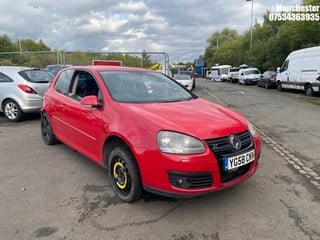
[41,65,261,202]
[238,68,261,85]
[0,66,53,121]
[179,70,196,89]
[173,73,193,91]
[45,64,72,76]
[228,67,240,83]
[257,71,277,89]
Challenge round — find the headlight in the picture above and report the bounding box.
[157,131,205,154]
[247,120,257,136]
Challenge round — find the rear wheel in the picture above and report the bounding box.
[3,99,23,122]
[41,113,59,145]
[108,145,142,202]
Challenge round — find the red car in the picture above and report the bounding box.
[41,65,261,202]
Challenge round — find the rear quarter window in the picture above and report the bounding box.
[0,72,13,82]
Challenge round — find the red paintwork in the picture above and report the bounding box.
[42,65,261,196]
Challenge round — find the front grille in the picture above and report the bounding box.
[168,171,212,189]
[205,131,254,183]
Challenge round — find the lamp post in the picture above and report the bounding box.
[16,38,22,52]
[246,0,253,51]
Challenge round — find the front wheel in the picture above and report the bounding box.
[3,99,23,122]
[108,145,142,202]
[277,82,283,91]
[305,85,314,96]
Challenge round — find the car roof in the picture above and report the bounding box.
[0,66,33,74]
[240,67,259,71]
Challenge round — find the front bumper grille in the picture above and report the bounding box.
[205,130,254,183]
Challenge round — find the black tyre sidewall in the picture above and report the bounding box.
[41,113,58,145]
[108,146,142,202]
[306,86,314,96]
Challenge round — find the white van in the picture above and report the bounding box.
[209,65,231,82]
[238,67,261,85]
[276,46,320,96]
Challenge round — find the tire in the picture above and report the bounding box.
[305,85,314,96]
[277,82,283,91]
[265,81,269,89]
[108,145,142,202]
[41,112,59,145]
[3,99,23,122]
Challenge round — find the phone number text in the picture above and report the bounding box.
[269,12,320,21]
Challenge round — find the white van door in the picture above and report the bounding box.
[277,59,291,90]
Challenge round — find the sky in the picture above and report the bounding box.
[0,0,303,64]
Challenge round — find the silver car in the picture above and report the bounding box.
[0,66,53,121]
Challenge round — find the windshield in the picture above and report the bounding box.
[245,69,260,75]
[173,74,191,80]
[100,71,195,103]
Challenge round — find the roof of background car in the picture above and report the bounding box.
[0,66,32,73]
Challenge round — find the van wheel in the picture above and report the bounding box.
[305,85,314,96]
[277,82,283,91]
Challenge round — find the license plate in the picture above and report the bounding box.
[223,150,255,171]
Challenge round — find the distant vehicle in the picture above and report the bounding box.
[239,64,249,69]
[41,65,261,202]
[173,73,193,91]
[257,71,277,89]
[228,67,240,83]
[45,64,72,76]
[238,68,261,85]
[209,65,232,82]
[276,46,320,96]
[0,66,53,121]
[178,70,196,89]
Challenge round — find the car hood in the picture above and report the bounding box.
[123,98,248,140]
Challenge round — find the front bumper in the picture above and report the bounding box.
[136,133,261,197]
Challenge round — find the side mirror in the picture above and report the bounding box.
[80,95,102,108]
[277,67,280,73]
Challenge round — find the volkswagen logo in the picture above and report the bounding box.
[229,134,242,151]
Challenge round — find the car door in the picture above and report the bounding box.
[60,70,104,164]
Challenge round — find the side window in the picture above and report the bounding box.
[0,72,13,82]
[281,60,289,72]
[54,69,74,95]
[72,71,100,101]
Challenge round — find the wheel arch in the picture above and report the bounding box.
[1,97,20,111]
[103,136,137,168]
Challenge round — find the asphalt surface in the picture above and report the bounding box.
[0,79,319,240]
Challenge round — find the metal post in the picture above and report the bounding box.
[247,0,254,51]
[17,38,22,52]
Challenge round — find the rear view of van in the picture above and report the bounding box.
[276,46,320,96]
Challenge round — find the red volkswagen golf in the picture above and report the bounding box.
[41,65,261,202]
